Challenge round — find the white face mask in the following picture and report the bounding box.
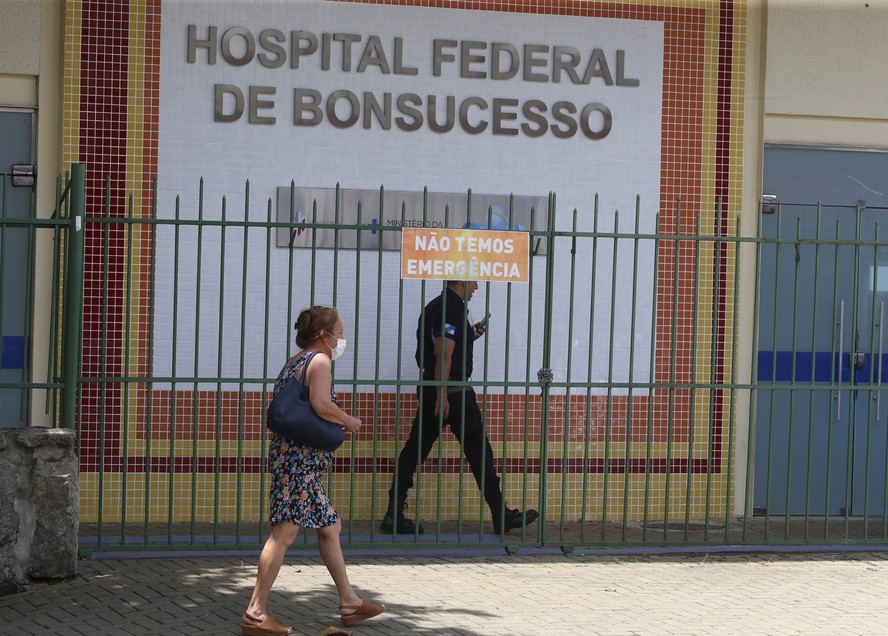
[327,336,347,361]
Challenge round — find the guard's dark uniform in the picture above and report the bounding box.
[387,286,505,521]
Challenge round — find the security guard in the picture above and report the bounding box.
[381,280,538,535]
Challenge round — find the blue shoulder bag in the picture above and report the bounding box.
[266,352,345,452]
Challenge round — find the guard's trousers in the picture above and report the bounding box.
[388,386,505,518]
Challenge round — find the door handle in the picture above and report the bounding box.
[850,352,866,369]
[837,301,844,420]
[879,302,884,421]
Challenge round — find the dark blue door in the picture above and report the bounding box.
[755,146,888,516]
[0,109,35,427]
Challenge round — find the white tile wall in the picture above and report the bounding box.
[156,0,663,390]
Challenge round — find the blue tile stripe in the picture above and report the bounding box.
[757,350,888,383]
[1,335,25,370]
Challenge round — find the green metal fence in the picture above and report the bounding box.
[62,170,748,554]
[751,200,888,545]
[13,167,888,553]
[0,165,83,431]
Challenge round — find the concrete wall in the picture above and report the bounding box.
[0,428,78,594]
[764,0,888,145]
[0,1,40,110]
[0,0,41,76]
[735,0,768,515]
[32,1,65,429]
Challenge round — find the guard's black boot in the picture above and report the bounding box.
[379,501,424,534]
[492,507,538,534]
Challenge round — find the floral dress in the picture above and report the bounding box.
[268,354,340,528]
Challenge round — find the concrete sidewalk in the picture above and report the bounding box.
[2,549,888,635]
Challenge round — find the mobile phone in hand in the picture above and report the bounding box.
[481,311,491,326]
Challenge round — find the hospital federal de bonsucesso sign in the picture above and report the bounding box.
[188,26,639,141]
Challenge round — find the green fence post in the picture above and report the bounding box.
[537,192,557,540]
[60,163,85,430]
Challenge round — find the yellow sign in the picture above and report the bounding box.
[401,228,530,282]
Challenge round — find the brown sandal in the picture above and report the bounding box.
[241,612,293,635]
[339,599,386,626]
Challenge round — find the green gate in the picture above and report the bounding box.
[0,165,84,433]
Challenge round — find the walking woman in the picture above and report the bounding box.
[242,306,385,636]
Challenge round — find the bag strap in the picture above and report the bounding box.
[296,351,320,387]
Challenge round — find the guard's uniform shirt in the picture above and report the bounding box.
[415,287,473,381]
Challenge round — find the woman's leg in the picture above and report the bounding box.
[245,522,300,618]
[316,520,386,626]
[316,520,361,607]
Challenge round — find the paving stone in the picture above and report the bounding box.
[3,552,888,634]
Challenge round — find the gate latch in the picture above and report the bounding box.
[537,367,553,387]
[850,352,866,370]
